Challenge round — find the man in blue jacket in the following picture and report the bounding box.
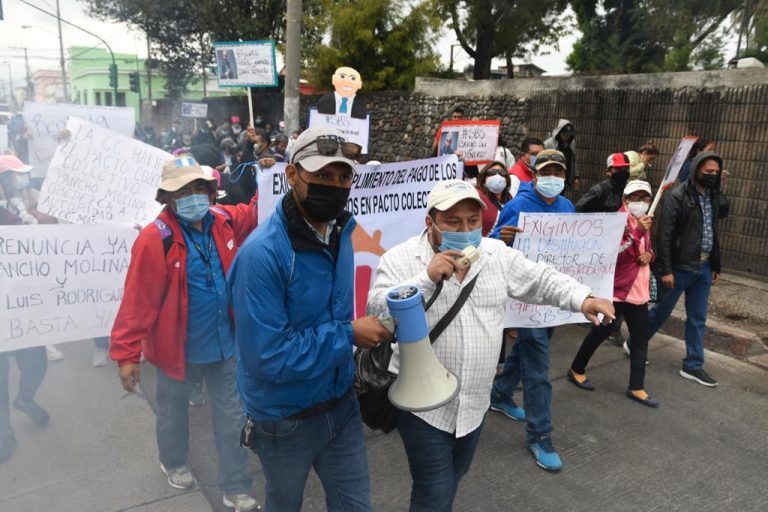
[489,149,576,472]
[228,126,391,512]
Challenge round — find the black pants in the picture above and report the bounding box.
[571,302,650,391]
[0,346,47,431]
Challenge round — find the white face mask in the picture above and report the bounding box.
[485,174,507,194]
[627,201,649,218]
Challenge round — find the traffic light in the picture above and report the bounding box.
[129,72,140,93]
[109,64,118,88]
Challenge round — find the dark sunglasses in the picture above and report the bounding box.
[485,168,508,176]
[291,135,362,163]
[537,153,566,165]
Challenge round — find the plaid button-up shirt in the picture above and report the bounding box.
[696,191,714,254]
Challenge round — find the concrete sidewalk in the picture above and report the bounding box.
[0,340,212,512]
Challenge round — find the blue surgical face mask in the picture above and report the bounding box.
[535,176,565,198]
[434,224,482,252]
[175,193,210,222]
[528,155,537,170]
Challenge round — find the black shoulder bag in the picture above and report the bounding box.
[354,275,479,433]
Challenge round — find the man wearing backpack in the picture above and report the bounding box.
[111,156,259,512]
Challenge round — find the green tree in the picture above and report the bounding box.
[311,0,441,90]
[80,0,329,97]
[435,0,570,80]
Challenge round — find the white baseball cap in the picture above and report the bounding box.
[427,180,486,211]
[623,180,652,197]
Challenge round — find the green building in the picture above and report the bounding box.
[68,46,236,121]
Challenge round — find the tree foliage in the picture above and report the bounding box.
[434,0,570,80]
[310,0,441,91]
[80,0,329,98]
[567,0,745,74]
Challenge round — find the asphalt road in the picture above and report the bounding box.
[2,325,767,511]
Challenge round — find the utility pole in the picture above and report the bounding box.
[145,36,153,123]
[3,62,14,107]
[22,48,32,100]
[55,0,68,101]
[283,0,302,134]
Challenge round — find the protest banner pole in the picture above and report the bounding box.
[648,187,664,217]
[247,87,254,127]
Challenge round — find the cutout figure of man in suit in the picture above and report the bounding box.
[317,67,368,119]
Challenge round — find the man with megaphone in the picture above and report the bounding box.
[367,179,615,511]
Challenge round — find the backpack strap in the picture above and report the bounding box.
[153,218,174,256]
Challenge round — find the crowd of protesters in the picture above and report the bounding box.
[1,105,730,512]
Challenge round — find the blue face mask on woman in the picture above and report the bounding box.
[434,224,482,252]
[175,193,210,222]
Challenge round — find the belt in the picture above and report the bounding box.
[286,395,344,420]
[699,252,710,262]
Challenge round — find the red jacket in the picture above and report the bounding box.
[510,159,534,183]
[613,206,655,301]
[110,197,258,381]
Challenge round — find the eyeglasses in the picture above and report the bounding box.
[536,153,566,165]
[485,168,508,176]
[291,135,362,163]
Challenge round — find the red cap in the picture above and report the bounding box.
[606,153,630,168]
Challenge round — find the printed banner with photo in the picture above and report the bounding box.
[307,108,370,153]
[257,155,461,317]
[23,102,135,178]
[213,40,278,87]
[504,212,627,328]
[38,118,170,225]
[436,120,500,166]
[181,102,209,118]
[0,224,138,352]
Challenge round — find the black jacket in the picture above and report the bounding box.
[655,152,726,275]
[575,179,623,213]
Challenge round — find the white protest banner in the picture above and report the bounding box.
[0,124,7,153]
[0,224,138,352]
[257,155,461,318]
[23,102,135,178]
[181,102,209,118]
[648,136,698,215]
[437,120,500,166]
[38,117,170,225]
[213,40,278,87]
[308,108,370,153]
[504,212,627,328]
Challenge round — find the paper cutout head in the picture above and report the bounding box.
[332,67,363,98]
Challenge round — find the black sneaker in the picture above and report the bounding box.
[0,430,16,464]
[13,397,50,426]
[679,368,718,387]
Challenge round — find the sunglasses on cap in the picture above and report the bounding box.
[536,153,566,165]
[292,134,362,163]
[485,167,508,176]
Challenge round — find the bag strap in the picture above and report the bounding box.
[429,274,479,343]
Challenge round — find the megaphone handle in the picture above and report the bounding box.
[378,313,396,334]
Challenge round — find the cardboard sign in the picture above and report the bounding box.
[181,102,209,118]
[23,102,135,178]
[504,212,627,328]
[38,118,169,225]
[436,120,500,166]
[0,224,138,352]
[308,108,370,153]
[256,155,461,318]
[213,41,278,87]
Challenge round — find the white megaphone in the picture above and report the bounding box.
[384,285,460,412]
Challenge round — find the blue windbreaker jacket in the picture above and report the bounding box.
[227,196,357,422]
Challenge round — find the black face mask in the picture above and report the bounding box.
[296,175,351,222]
[611,169,629,189]
[697,174,718,189]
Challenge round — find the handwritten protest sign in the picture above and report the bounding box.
[648,136,698,215]
[181,102,208,118]
[308,108,370,153]
[213,41,278,87]
[0,224,138,352]
[257,155,461,317]
[23,102,135,178]
[436,120,500,166]
[37,118,169,225]
[504,212,627,328]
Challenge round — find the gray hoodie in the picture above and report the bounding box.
[544,119,577,184]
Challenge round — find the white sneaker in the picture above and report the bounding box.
[160,463,197,490]
[623,340,649,365]
[223,494,261,511]
[92,348,109,367]
[46,345,64,362]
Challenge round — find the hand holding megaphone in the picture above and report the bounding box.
[351,316,394,349]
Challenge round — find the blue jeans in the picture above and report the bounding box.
[155,357,251,494]
[491,327,554,442]
[648,262,712,371]
[251,388,371,512]
[397,411,484,512]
